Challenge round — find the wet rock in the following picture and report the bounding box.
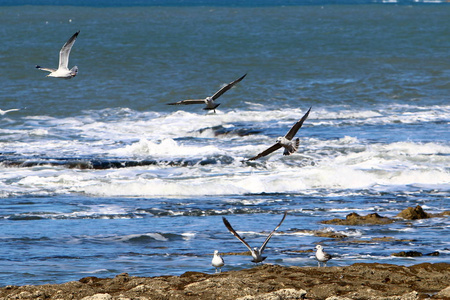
[321,212,394,225]
[314,231,348,239]
[397,205,429,220]
[344,236,415,244]
[392,251,423,257]
[289,229,348,239]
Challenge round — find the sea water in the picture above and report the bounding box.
[0,2,449,286]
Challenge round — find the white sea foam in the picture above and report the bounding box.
[1,105,449,197]
[111,138,223,158]
[4,140,449,197]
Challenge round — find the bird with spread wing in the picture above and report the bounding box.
[222,211,287,263]
[248,107,311,161]
[36,31,80,79]
[167,74,246,112]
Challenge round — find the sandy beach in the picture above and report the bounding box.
[1,263,449,300]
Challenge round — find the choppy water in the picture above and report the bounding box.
[0,3,449,286]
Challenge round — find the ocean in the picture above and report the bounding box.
[0,2,449,286]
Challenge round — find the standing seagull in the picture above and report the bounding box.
[315,245,332,267]
[248,107,311,161]
[167,73,246,112]
[222,211,287,263]
[36,31,80,79]
[211,250,225,273]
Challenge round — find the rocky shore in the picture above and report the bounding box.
[1,263,449,300]
[2,206,448,300]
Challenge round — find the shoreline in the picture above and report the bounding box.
[1,263,449,300]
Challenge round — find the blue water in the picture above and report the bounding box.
[0,2,449,287]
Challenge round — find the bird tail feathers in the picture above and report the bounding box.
[283,138,299,155]
[70,66,78,75]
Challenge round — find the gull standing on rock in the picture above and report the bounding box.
[36,31,80,79]
[211,250,225,273]
[248,107,311,161]
[315,245,332,267]
[167,74,247,112]
[222,212,287,263]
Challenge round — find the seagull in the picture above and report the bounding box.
[222,211,287,263]
[167,73,247,112]
[0,108,21,115]
[248,107,311,161]
[315,245,332,267]
[36,31,80,79]
[211,250,225,273]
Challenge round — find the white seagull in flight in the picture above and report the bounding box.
[36,31,80,79]
[167,73,247,112]
[0,108,21,115]
[248,107,311,161]
[222,212,287,263]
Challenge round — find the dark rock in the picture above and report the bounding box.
[397,205,429,220]
[392,251,423,257]
[321,212,394,225]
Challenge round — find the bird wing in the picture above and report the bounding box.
[35,65,57,73]
[247,143,282,161]
[222,217,253,253]
[58,31,79,71]
[211,73,247,100]
[284,107,311,140]
[260,211,287,253]
[167,99,206,105]
[3,108,20,113]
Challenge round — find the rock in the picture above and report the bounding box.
[391,251,423,257]
[81,293,113,300]
[314,231,348,239]
[289,229,348,239]
[0,263,449,300]
[321,212,394,225]
[398,291,420,300]
[434,286,450,298]
[129,284,151,293]
[15,291,32,299]
[236,288,307,299]
[397,205,429,220]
